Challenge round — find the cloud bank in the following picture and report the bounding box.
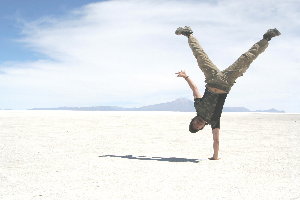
[0,0,299,112]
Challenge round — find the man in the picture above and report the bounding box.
[175,26,280,160]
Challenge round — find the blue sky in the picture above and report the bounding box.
[0,0,101,62]
[0,0,299,112]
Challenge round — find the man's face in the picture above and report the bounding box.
[192,117,206,130]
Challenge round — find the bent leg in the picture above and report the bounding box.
[188,35,220,81]
[222,39,269,84]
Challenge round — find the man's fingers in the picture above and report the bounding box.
[175,71,185,77]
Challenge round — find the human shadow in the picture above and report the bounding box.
[99,154,200,163]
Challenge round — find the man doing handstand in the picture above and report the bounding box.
[175,26,280,160]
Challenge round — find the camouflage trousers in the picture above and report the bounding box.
[188,35,269,93]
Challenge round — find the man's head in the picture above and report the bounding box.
[189,116,206,133]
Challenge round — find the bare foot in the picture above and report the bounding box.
[208,157,220,160]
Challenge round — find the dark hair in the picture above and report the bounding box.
[189,116,205,133]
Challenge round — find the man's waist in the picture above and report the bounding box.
[206,83,231,93]
[207,86,227,94]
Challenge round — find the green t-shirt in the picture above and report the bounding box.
[194,88,228,129]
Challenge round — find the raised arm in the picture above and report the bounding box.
[176,70,202,99]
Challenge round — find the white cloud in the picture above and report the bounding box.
[0,0,299,112]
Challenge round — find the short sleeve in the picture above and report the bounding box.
[210,119,220,129]
[194,98,202,107]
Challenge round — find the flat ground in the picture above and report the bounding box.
[1,111,299,200]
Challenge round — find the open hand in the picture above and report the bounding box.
[175,70,188,78]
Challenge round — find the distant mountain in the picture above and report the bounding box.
[30,98,284,113]
[136,98,194,112]
[223,107,250,112]
[30,98,194,112]
[30,106,127,111]
[254,108,285,113]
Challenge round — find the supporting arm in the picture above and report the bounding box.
[209,128,220,160]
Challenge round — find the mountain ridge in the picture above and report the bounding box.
[30,98,285,113]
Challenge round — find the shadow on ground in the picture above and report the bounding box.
[99,155,200,163]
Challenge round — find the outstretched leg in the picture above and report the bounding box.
[222,28,281,85]
[176,26,220,82]
[222,39,269,83]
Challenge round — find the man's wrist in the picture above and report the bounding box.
[184,76,189,79]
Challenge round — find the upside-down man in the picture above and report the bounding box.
[175,26,280,160]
